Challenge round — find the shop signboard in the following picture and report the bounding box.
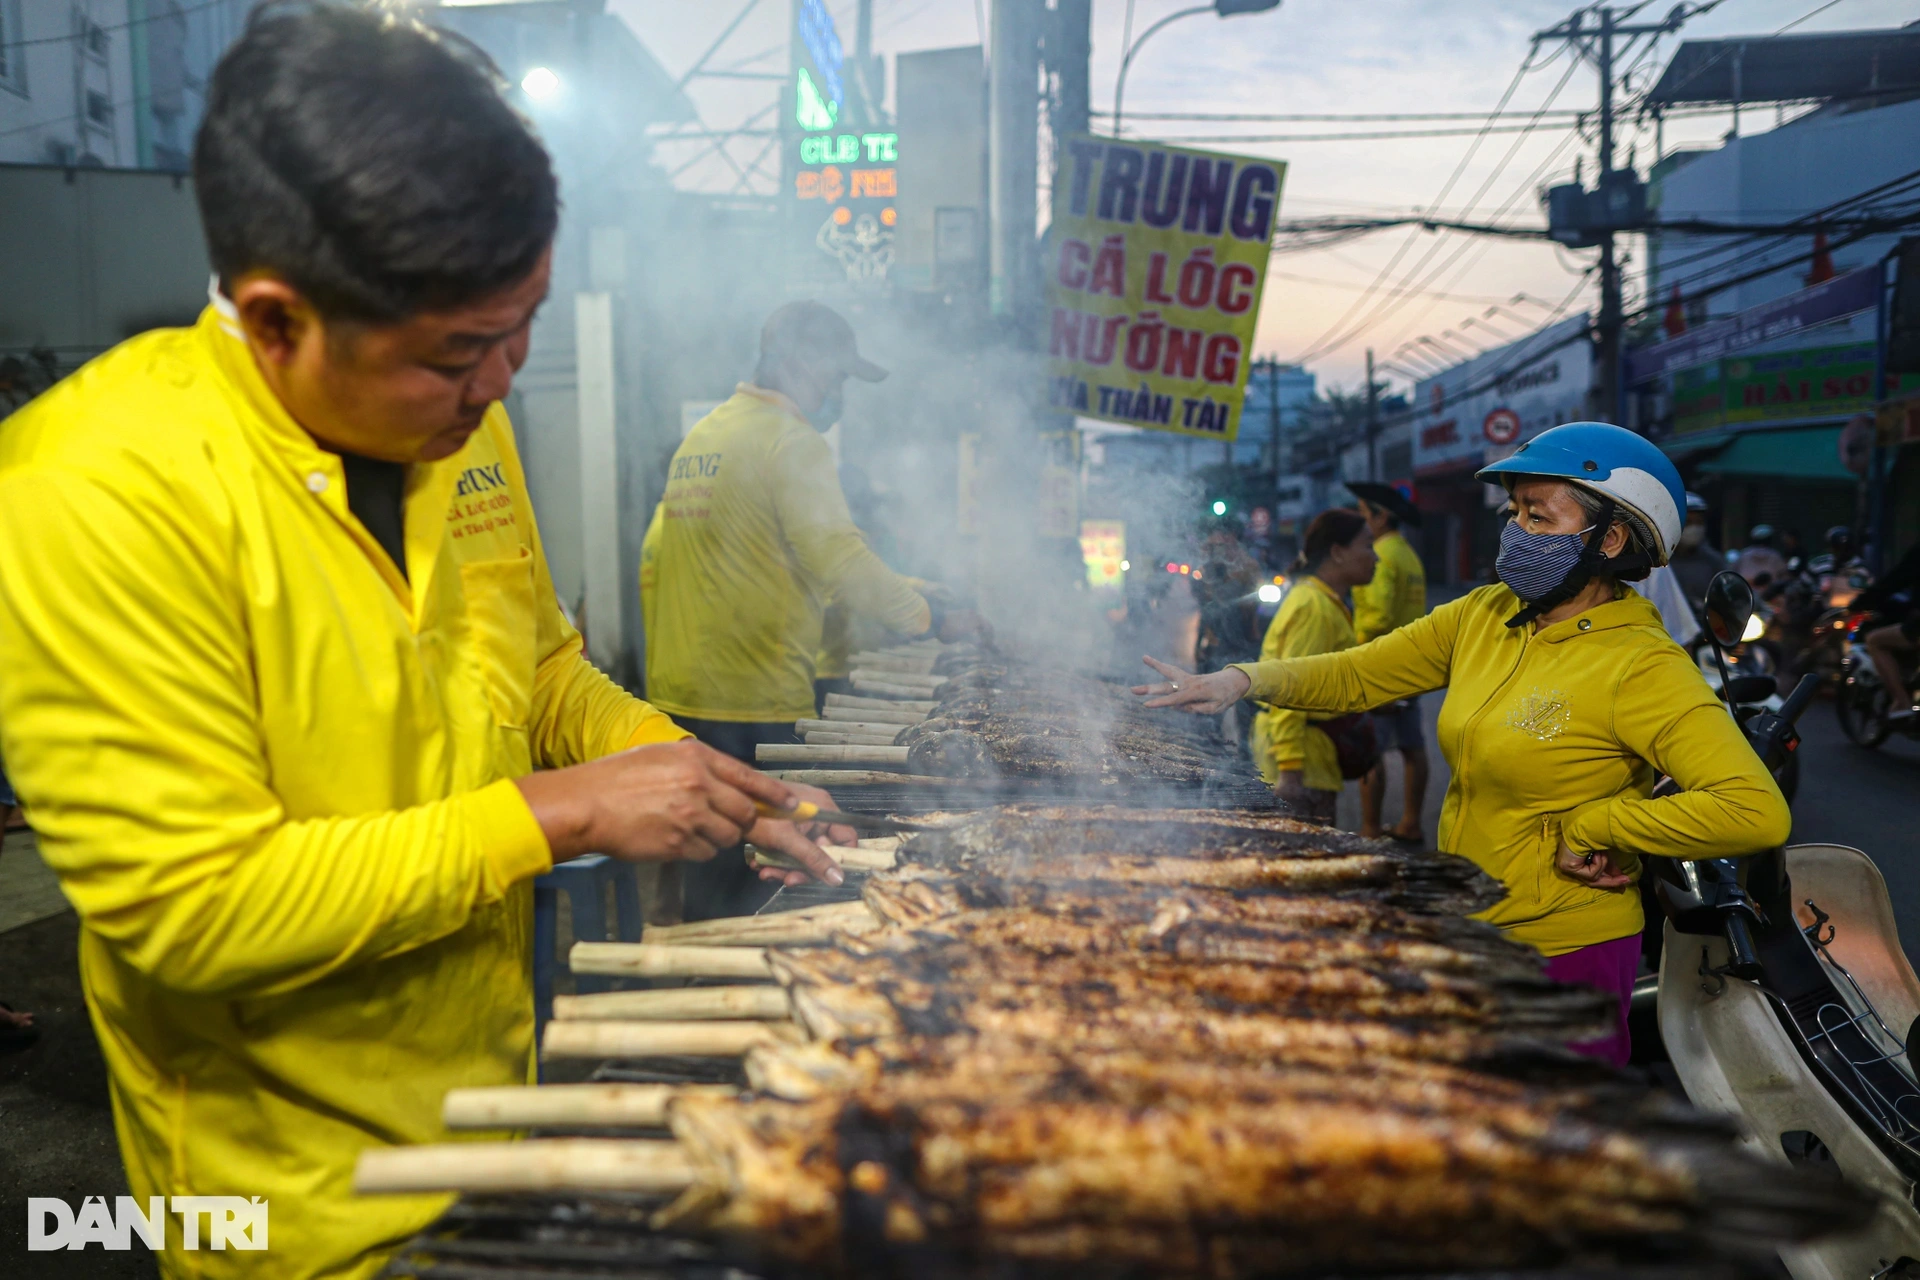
[1044,136,1285,442]
[1412,316,1592,474]
[1671,340,1890,434]
[1624,267,1878,385]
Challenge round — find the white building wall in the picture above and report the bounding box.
[0,1,139,167]
[1651,99,1920,321]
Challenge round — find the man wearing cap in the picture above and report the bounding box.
[1667,492,1722,604]
[1347,483,1430,843]
[647,301,947,917]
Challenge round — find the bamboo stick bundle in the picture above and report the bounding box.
[354,1138,694,1195]
[754,744,910,765]
[760,769,941,786]
[795,718,913,736]
[849,669,943,689]
[641,900,878,947]
[442,1082,735,1130]
[747,842,898,874]
[553,986,794,1022]
[823,693,936,714]
[568,942,774,980]
[540,1018,804,1061]
[847,651,937,673]
[817,705,926,726]
[850,677,940,699]
[801,731,902,747]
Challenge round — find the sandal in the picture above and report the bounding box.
[0,1001,39,1052]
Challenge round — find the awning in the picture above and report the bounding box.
[1693,425,1854,483]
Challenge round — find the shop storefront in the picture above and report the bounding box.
[1631,270,1916,553]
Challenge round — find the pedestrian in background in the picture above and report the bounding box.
[1245,509,1377,822]
[1347,483,1430,844]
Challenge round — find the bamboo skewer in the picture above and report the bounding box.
[850,669,943,689]
[824,693,936,714]
[355,1139,695,1195]
[851,678,942,699]
[748,842,898,873]
[762,769,950,786]
[442,1083,734,1130]
[796,718,913,736]
[553,986,793,1022]
[568,942,773,980]
[802,732,903,747]
[755,744,910,765]
[641,900,878,946]
[540,1019,803,1060]
[818,706,926,726]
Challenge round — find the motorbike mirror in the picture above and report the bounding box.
[1704,571,1756,649]
[1723,675,1776,704]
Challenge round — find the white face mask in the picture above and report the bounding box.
[1678,525,1706,551]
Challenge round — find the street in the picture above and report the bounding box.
[1789,695,1920,973]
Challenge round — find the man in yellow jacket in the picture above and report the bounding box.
[1347,482,1431,843]
[647,302,961,916]
[0,9,837,1276]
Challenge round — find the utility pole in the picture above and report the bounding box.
[1364,348,1379,482]
[1533,3,1705,424]
[1266,360,1282,478]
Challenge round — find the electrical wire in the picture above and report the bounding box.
[1116,122,1584,144]
[1290,47,1552,366]
[1295,51,1583,365]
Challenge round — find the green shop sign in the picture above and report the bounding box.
[1673,341,1877,435]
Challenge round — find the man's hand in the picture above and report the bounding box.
[753,781,858,887]
[1555,839,1634,891]
[1272,770,1311,807]
[937,608,991,644]
[513,740,842,885]
[1132,656,1252,714]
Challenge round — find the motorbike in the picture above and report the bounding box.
[1648,570,1920,1278]
[1835,603,1920,751]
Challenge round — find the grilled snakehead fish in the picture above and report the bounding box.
[860,880,1542,978]
[656,1085,1865,1277]
[766,940,1612,1052]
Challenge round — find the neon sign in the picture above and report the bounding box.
[796,0,844,113]
[798,132,898,165]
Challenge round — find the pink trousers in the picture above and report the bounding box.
[1541,933,1641,1067]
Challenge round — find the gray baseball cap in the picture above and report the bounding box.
[760,300,888,382]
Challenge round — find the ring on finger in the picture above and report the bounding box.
[1168,681,1181,691]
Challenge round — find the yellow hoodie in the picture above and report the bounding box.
[645,385,931,722]
[1352,529,1426,644]
[0,307,686,1277]
[1248,577,1354,791]
[1232,584,1790,955]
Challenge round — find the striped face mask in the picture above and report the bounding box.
[1495,519,1596,603]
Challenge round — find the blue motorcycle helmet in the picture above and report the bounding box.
[1476,422,1687,566]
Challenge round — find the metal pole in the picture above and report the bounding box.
[1596,5,1624,425]
[1869,252,1893,574]
[1111,5,1211,137]
[1365,348,1379,482]
[989,0,1043,323]
[1267,360,1282,477]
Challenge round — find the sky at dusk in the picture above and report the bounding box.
[610,0,1916,396]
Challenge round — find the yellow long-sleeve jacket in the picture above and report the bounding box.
[646,385,931,722]
[1352,529,1426,644]
[1248,576,1355,792]
[1231,584,1790,955]
[0,307,687,1278]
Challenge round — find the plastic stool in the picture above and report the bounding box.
[532,855,644,1061]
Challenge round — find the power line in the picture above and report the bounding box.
[1090,109,1589,122]
[1292,47,1552,366]
[1296,50,1583,365]
[1112,122,1584,144]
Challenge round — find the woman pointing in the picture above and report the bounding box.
[1136,423,1789,1064]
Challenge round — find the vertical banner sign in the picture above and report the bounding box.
[1080,519,1126,590]
[1047,137,1283,441]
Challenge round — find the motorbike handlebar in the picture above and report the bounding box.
[1778,673,1821,725]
